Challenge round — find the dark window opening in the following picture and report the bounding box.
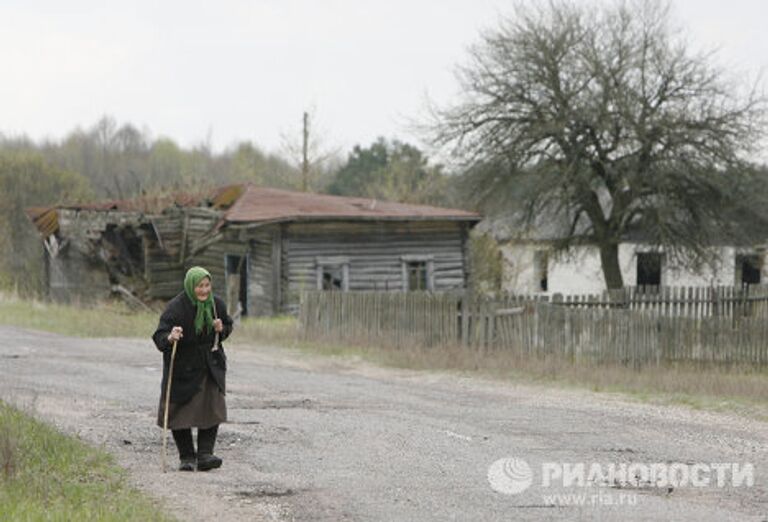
[316,259,349,291]
[533,250,549,292]
[321,266,344,291]
[407,261,428,291]
[636,253,663,286]
[225,254,248,316]
[736,254,761,286]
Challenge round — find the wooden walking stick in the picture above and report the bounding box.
[211,298,220,351]
[161,339,179,473]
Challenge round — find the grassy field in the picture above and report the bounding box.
[0,401,173,521]
[0,293,157,338]
[1,293,767,417]
[0,292,300,344]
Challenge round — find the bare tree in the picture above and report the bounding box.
[436,0,767,289]
[281,109,341,191]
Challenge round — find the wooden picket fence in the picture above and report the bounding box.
[300,291,459,349]
[299,287,768,367]
[496,285,768,319]
[491,302,768,367]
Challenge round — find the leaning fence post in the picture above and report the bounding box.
[461,291,470,347]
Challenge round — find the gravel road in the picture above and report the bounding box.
[1,325,767,521]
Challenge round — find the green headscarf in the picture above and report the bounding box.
[183,266,215,335]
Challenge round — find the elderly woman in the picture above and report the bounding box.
[152,266,233,471]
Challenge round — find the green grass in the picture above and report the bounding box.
[236,314,300,345]
[0,401,174,521]
[0,292,298,343]
[0,293,156,338]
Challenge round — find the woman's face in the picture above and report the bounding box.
[194,277,212,302]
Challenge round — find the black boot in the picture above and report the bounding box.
[196,424,222,471]
[172,429,196,471]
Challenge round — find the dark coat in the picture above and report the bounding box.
[152,292,233,405]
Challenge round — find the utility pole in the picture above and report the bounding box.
[302,111,309,192]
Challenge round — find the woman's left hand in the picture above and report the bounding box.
[213,319,224,333]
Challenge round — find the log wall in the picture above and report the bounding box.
[281,221,469,313]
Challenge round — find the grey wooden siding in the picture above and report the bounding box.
[146,214,183,298]
[147,208,223,300]
[281,221,468,311]
[242,227,277,316]
[187,234,246,293]
[186,226,280,317]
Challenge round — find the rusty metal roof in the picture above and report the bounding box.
[25,207,59,238]
[26,191,209,237]
[59,192,208,213]
[223,185,481,223]
[211,184,245,208]
[27,183,480,237]
[58,185,245,213]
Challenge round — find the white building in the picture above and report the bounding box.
[479,219,765,295]
[501,242,764,295]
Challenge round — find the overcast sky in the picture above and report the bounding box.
[1,0,767,156]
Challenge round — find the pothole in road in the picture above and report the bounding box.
[245,398,315,410]
[593,446,636,454]
[231,398,353,412]
[235,485,297,498]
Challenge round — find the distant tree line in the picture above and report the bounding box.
[8,1,768,298]
[0,116,479,295]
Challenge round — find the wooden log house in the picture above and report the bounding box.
[27,184,481,316]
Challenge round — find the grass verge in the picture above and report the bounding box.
[275,331,768,419]
[0,400,173,521]
[0,293,156,338]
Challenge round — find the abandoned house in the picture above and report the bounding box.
[27,184,481,316]
[477,215,768,295]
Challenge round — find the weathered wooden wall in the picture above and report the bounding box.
[242,226,279,316]
[147,208,222,300]
[181,225,279,316]
[281,221,469,312]
[145,212,183,299]
[187,230,247,311]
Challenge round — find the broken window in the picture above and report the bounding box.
[316,257,349,291]
[735,254,761,286]
[407,261,428,291]
[636,252,663,287]
[322,266,344,290]
[533,250,549,292]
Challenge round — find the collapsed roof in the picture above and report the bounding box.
[27,183,480,238]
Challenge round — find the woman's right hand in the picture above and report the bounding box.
[167,326,183,343]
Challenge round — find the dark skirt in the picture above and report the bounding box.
[157,371,227,430]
